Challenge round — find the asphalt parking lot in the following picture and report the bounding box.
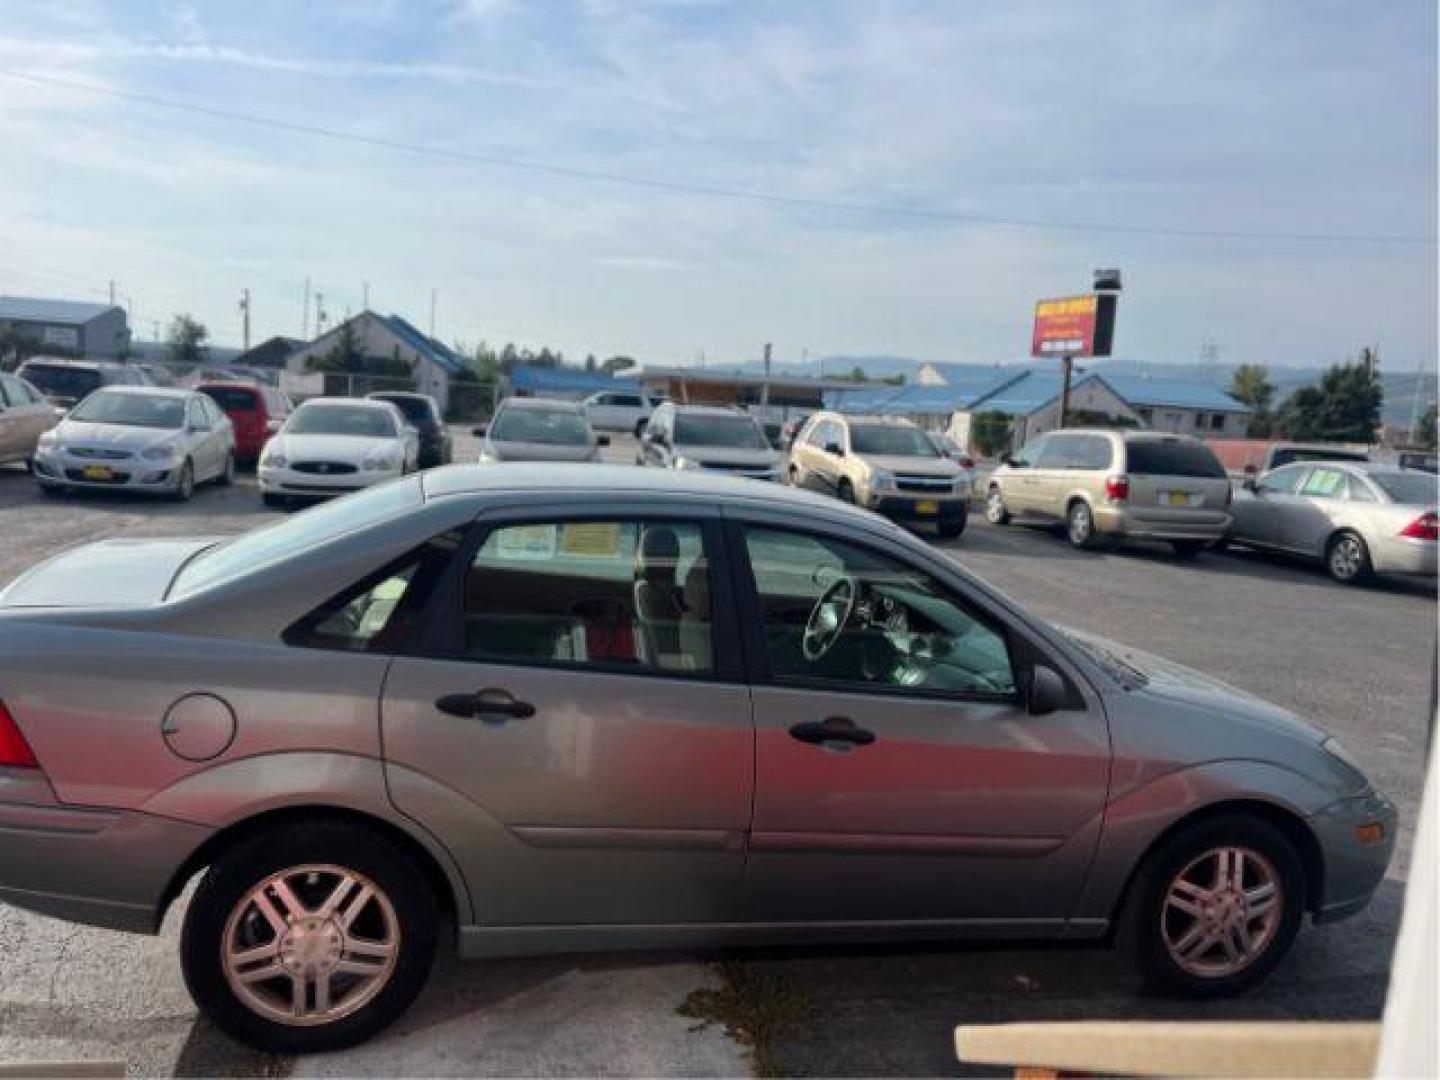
[0,431,1433,1077]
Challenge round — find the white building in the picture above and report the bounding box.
[285,311,468,414]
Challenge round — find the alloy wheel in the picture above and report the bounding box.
[1160,846,1282,979]
[986,487,1007,523]
[221,864,400,1027]
[1329,535,1366,581]
[1068,503,1092,545]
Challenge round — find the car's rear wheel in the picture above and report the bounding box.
[985,485,1011,525]
[936,508,967,540]
[181,821,438,1054]
[838,478,857,504]
[1126,814,1304,997]
[1326,530,1372,585]
[1066,500,1097,549]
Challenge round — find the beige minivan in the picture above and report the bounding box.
[985,429,1232,554]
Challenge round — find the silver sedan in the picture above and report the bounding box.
[1227,461,1437,583]
[0,467,1395,1052]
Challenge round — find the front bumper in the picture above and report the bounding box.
[866,490,969,522]
[32,450,183,493]
[258,464,401,497]
[0,769,211,934]
[1308,788,1397,924]
[1092,505,1232,541]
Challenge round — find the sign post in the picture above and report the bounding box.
[1030,271,1121,428]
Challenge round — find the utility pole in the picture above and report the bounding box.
[1407,352,1426,444]
[363,282,370,311]
[302,277,311,338]
[1058,355,1075,429]
[108,279,116,306]
[429,289,437,337]
[315,292,328,336]
[761,342,772,410]
[239,289,251,352]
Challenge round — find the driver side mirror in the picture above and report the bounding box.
[1242,465,1259,493]
[824,441,844,456]
[1027,664,1068,716]
[597,434,611,447]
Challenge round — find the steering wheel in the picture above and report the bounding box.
[803,575,858,661]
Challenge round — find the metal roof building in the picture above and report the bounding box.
[0,295,131,359]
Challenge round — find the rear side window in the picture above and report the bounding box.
[1125,439,1226,478]
[201,386,260,411]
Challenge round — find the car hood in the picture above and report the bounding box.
[56,420,182,454]
[674,445,779,467]
[0,537,220,609]
[485,439,596,462]
[863,454,961,477]
[271,434,398,462]
[1061,626,1326,745]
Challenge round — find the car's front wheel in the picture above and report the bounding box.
[1126,814,1305,997]
[181,821,438,1053]
[170,461,195,503]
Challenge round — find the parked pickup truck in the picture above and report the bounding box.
[1206,438,1369,477]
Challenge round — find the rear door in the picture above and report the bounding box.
[381,504,754,926]
[1282,466,1350,555]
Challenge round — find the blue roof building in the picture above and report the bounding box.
[509,365,616,398]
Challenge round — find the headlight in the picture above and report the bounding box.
[261,452,286,468]
[363,455,400,472]
[869,468,893,490]
[673,456,701,470]
[141,443,180,461]
[477,450,499,464]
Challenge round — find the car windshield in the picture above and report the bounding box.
[490,406,590,445]
[20,365,101,401]
[68,391,186,429]
[286,403,397,438]
[849,424,939,457]
[374,395,432,424]
[199,386,259,411]
[1126,440,1227,478]
[674,414,769,449]
[170,479,423,598]
[1370,471,1438,505]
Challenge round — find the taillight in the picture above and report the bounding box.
[1400,512,1439,541]
[0,700,38,769]
[959,456,975,470]
[1105,475,1130,502]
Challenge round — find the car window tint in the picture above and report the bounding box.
[1300,467,1346,498]
[1346,476,1377,502]
[1257,465,1306,495]
[1072,435,1113,470]
[1371,471,1438,504]
[742,526,1016,698]
[1126,439,1226,478]
[1036,434,1077,468]
[201,386,260,411]
[286,531,461,653]
[462,520,713,675]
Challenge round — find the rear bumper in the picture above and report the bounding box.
[1369,536,1437,576]
[0,771,210,934]
[1093,505,1231,541]
[1308,789,1397,924]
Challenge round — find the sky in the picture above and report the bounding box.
[0,0,1435,372]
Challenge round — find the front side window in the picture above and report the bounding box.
[1010,436,1046,467]
[1257,465,1306,495]
[462,520,714,675]
[742,526,1016,698]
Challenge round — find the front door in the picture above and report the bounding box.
[732,518,1110,925]
[1235,464,1309,547]
[382,508,753,926]
[1283,466,1348,556]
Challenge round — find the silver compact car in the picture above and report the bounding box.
[1226,461,1437,583]
[476,397,608,463]
[0,467,1394,1052]
[31,386,235,500]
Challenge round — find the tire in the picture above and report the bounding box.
[171,460,195,503]
[1124,814,1305,998]
[788,464,803,488]
[1066,500,1097,549]
[985,485,1011,525]
[180,821,439,1054]
[838,478,857,504]
[1326,530,1372,585]
[936,507,968,540]
[38,482,64,497]
[634,420,647,439]
[1171,540,1205,558]
[261,492,286,509]
[217,453,235,487]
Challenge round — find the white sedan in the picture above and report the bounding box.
[258,397,418,507]
[32,386,235,501]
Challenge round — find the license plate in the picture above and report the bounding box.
[81,465,114,481]
[915,500,940,515]
[1166,491,1191,507]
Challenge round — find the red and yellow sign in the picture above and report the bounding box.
[1031,294,1099,357]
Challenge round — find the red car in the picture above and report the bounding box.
[197,381,292,463]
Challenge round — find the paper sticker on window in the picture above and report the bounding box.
[1303,471,1344,497]
[559,522,624,558]
[493,524,558,560]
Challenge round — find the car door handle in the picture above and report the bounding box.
[788,716,876,750]
[435,688,536,722]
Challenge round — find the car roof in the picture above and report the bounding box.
[668,404,754,417]
[20,357,115,371]
[825,412,919,427]
[368,391,431,402]
[87,385,196,399]
[422,462,892,520]
[196,380,263,392]
[294,396,395,411]
[499,396,582,411]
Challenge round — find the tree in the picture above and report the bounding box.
[1228,363,1276,436]
[0,324,42,371]
[166,314,209,367]
[846,366,868,382]
[1274,361,1383,443]
[584,353,598,373]
[498,343,520,374]
[602,355,635,373]
[1418,403,1438,450]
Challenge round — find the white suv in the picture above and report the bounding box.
[582,390,664,435]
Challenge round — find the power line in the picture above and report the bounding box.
[2,66,1433,248]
